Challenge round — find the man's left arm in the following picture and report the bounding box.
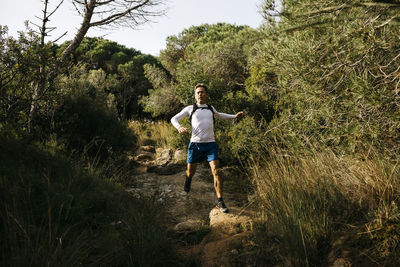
[213,106,244,120]
[234,111,244,118]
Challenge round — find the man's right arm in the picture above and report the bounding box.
[171,106,190,134]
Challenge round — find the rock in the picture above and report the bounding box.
[134,152,154,162]
[174,219,204,233]
[173,149,186,164]
[132,146,156,163]
[140,145,156,153]
[209,207,253,235]
[155,148,173,166]
[200,231,253,267]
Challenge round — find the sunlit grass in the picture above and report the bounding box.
[128,120,174,148]
[250,142,400,265]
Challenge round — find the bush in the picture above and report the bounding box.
[0,134,177,266]
[221,116,266,164]
[54,92,135,161]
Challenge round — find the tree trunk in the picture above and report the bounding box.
[27,0,49,133]
[60,1,96,62]
[27,82,40,133]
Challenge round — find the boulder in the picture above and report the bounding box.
[155,148,173,166]
[209,207,253,235]
[173,149,186,164]
[131,146,156,163]
[174,219,204,233]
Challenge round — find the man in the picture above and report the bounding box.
[171,83,243,213]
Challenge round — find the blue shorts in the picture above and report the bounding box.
[187,142,218,163]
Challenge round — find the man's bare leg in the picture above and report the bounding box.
[209,160,222,198]
[210,159,228,212]
[186,163,197,179]
[184,163,197,192]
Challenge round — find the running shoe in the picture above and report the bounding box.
[216,200,229,213]
[184,178,192,192]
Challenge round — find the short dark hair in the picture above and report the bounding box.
[194,83,208,92]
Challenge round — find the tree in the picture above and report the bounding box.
[61,0,165,61]
[26,0,165,132]
[27,0,63,132]
[153,24,263,112]
[115,54,160,120]
[58,37,141,72]
[252,0,400,155]
[140,64,179,118]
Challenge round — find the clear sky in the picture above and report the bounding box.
[0,0,264,56]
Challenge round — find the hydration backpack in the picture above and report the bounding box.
[189,104,214,123]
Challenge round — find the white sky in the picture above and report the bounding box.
[0,0,264,56]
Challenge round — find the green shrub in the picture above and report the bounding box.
[54,92,135,161]
[214,116,265,165]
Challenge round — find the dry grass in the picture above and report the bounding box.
[128,120,173,148]
[250,144,400,265]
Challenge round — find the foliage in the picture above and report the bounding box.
[54,75,135,161]
[58,37,161,120]
[0,25,58,133]
[251,0,400,157]
[219,116,266,164]
[0,133,178,266]
[146,23,264,113]
[246,1,400,264]
[58,37,140,73]
[140,64,181,118]
[174,24,262,107]
[116,54,162,119]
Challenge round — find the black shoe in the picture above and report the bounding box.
[216,200,229,213]
[184,178,192,192]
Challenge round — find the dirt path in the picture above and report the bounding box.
[126,146,257,266]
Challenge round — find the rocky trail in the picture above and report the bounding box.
[126,145,258,266]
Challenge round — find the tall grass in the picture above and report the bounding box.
[251,144,400,266]
[128,120,174,148]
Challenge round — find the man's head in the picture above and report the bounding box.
[194,83,208,104]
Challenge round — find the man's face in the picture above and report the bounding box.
[195,86,208,104]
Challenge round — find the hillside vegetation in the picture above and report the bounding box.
[1,0,400,265]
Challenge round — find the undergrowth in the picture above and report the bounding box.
[251,142,400,266]
[0,133,179,266]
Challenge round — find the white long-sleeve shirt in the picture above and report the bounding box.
[171,104,236,143]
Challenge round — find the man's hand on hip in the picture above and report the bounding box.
[178,126,189,134]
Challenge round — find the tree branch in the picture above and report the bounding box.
[60,0,165,61]
[89,0,152,27]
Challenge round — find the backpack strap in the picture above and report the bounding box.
[189,103,198,123]
[189,104,214,124]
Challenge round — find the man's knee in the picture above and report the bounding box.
[211,166,222,178]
